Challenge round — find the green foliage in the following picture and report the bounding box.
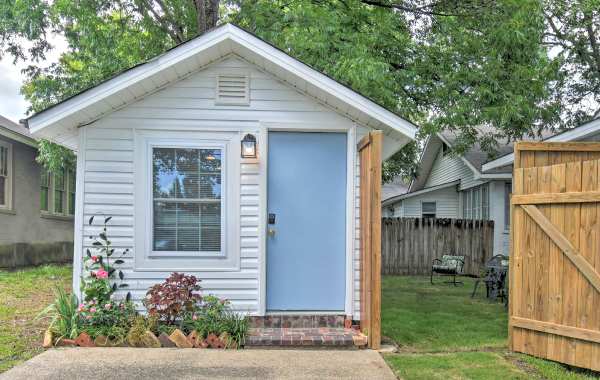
[126,315,159,347]
[81,215,130,303]
[35,139,76,172]
[78,299,137,342]
[37,286,79,341]
[183,295,249,346]
[143,272,202,326]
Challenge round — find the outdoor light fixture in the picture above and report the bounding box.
[241,133,257,159]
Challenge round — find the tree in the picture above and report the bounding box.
[0,0,571,181]
[1,0,221,170]
[543,0,600,125]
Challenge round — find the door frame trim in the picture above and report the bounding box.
[258,122,356,316]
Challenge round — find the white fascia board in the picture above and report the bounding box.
[28,26,232,133]
[482,118,600,172]
[28,24,417,144]
[382,180,460,206]
[228,28,417,141]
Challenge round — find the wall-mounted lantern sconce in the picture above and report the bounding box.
[241,133,257,159]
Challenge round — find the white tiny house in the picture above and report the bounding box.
[26,24,416,322]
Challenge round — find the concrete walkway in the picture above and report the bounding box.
[0,348,396,380]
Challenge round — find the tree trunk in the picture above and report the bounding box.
[193,0,220,34]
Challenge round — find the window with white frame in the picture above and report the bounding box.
[422,201,436,218]
[504,182,512,231]
[0,141,11,209]
[41,168,75,216]
[462,183,489,220]
[152,147,222,253]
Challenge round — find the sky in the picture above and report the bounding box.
[0,34,67,124]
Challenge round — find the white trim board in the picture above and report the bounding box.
[482,118,600,172]
[27,24,416,153]
[383,180,460,206]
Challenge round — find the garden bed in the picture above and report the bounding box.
[40,216,249,350]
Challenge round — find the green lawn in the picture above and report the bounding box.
[0,265,71,372]
[381,276,599,380]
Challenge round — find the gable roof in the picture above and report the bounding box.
[482,117,600,172]
[0,115,36,147]
[383,180,459,206]
[26,23,416,152]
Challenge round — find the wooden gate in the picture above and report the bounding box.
[509,142,600,370]
[358,131,382,349]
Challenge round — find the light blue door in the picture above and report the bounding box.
[267,132,347,311]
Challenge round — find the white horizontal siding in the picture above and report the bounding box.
[77,56,361,317]
[425,148,482,190]
[401,186,460,218]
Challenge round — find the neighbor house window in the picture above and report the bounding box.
[504,182,512,231]
[41,168,75,217]
[422,202,436,218]
[152,147,222,253]
[40,170,50,211]
[462,183,489,220]
[0,141,11,209]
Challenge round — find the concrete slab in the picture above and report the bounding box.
[0,348,396,380]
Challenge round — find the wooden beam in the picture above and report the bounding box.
[357,135,371,152]
[511,317,600,344]
[521,204,600,293]
[515,142,600,152]
[511,191,600,205]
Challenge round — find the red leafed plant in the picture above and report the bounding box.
[143,273,202,325]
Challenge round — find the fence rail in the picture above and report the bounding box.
[381,217,494,276]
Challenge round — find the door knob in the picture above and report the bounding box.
[268,228,276,236]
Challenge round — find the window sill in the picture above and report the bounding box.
[503,230,510,234]
[0,208,16,215]
[41,213,74,221]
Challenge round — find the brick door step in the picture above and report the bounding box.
[246,328,368,348]
[249,315,350,329]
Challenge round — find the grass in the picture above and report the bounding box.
[381,276,599,380]
[0,265,71,372]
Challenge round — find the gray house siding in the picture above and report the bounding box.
[425,148,483,191]
[0,136,73,261]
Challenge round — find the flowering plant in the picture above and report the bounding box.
[78,299,137,341]
[81,215,130,303]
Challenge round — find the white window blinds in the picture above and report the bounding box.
[152,147,222,252]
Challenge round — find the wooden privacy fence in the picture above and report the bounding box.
[382,218,494,276]
[510,142,600,371]
[358,131,382,349]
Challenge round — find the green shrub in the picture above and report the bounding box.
[126,315,158,347]
[184,295,249,346]
[37,286,80,341]
[78,299,137,342]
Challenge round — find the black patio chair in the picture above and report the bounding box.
[471,254,509,303]
[431,255,465,286]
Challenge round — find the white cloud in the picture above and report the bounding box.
[0,34,68,123]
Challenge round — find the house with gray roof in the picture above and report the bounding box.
[382,118,600,256]
[0,115,73,268]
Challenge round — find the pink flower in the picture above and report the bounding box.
[86,315,92,320]
[90,307,96,313]
[91,255,98,262]
[192,314,198,321]
[77,303,85,312]
[104,303,112,310]
[96,269,108,279]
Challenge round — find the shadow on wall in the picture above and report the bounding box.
[0,242,73,269]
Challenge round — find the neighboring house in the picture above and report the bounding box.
[25,24,417,319]
[382,118,600,256]
[0,115,74,267]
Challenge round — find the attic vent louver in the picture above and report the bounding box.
[216,74,250,105]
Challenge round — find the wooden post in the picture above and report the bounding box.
[358,131,382,349]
